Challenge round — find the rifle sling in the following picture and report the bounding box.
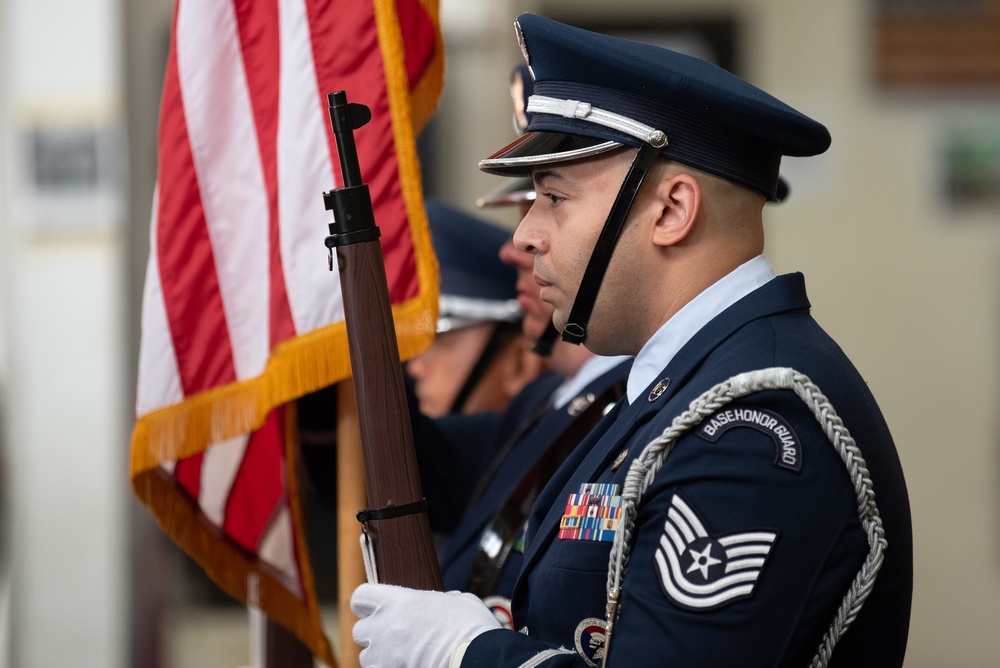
[356,498,429,524]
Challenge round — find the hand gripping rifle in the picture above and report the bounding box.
[322,91,443,591]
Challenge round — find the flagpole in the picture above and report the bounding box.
[336,382,365,668]
[247,607,313,668]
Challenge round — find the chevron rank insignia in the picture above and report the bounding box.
[654,492,777,611]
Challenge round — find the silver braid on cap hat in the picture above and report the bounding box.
[527,95,667,148]
[602,367,887,668]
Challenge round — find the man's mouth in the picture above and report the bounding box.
[532,268,555,302]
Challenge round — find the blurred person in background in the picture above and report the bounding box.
[406,198,544,418]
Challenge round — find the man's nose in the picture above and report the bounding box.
[513,205,545,255]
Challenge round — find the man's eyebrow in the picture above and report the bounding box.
[532,169,564,187]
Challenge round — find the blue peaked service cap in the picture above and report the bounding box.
[425,198,522,333]
[479,14,830,200]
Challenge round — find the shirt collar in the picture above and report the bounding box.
[626,255,776,403]
[553,353,631,409]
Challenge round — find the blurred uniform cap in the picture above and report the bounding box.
[477,64,537,209]
[426,197,522,332]
[480,14,829,200]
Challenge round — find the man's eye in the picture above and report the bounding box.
[541,192,563,204]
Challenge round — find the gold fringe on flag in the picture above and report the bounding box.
[131,404,336,666]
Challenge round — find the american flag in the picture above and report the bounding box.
[129,0,443,662]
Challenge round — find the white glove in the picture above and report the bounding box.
[351,583,502,668]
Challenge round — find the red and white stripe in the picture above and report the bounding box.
[135,0,426,603]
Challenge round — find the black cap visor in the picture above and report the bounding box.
[479,131,621,177]
[476,177,537,208]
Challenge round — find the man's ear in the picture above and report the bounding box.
[650,173,702,248]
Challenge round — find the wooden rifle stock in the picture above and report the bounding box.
[323,91,443,591]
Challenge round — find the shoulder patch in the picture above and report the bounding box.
[653,492,778,612]
[696,403,802,472]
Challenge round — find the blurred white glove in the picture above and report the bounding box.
[351,583,501,668]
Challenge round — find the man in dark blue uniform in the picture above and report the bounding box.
[353,15,912,667]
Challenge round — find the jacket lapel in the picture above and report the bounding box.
[445,399,573,553]
[518,380,668,576]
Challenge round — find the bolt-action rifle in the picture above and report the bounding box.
[322,90,443,591]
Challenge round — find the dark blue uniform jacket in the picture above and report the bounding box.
[463,273,913,667]
[416,362,632,598]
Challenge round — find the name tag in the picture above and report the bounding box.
[559,483,622,542]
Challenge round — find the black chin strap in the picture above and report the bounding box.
[449,321,520,414]
[561,142,661,345]
[531,321,560,356]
